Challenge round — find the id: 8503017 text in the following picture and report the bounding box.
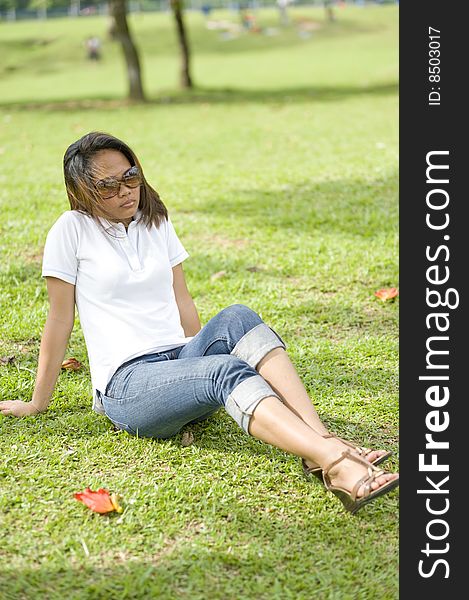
[428,27,441,106]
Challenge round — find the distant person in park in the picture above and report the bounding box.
[240,10,261,33]
[0,132,399,515]
[201,3,212,19]
[85,36,101,61]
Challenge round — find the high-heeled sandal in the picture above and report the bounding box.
[322,449,399,514]
[301,433,392,483]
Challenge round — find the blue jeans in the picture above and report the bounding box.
[98,304,286,438]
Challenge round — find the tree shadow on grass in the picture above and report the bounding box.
[2,176,398,256]
[0,495,399,599]
[183,174,398,239]
[283,294,398,338]
[0,81,398,112]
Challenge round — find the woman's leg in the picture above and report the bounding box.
[256,348,388,465]
[247,395,398,500]
[179,304,387,464]
[102,352,397,501]
[101,353,278,439]
[175,303,288,423]
[257,347,328,434]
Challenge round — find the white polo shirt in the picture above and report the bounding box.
[41,209,193,415]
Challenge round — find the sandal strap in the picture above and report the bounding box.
[351,473,373,500]
[323,449,387,499]
[302,458,321,475]
[322,449,354,480]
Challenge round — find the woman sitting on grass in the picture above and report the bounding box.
[0,131,399,515]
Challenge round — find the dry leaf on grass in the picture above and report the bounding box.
[374,287,399,302]
[210,270,227,281]
[74,488,123,514]
[61,358,83,370]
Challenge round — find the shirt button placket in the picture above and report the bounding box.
[120,229,142,271]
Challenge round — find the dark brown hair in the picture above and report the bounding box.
[63,131,168,236]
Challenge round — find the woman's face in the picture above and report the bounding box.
[91,149,141,226]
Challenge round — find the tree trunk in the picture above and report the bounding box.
[109,0,145,102]
[324,0,335,22]
[170,0,193,89]
[38,4,47,19]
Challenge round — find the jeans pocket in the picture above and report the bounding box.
[101,393,137,435]
[105,370,139,402]
[104,390,139,403]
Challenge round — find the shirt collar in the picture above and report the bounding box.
[96,208,143,230]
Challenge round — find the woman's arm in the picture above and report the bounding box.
[0,277,75,417]
[32,277,76,413]
[172,263,201,337]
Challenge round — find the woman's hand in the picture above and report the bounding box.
[0,400,42,417]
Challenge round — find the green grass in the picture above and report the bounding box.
[0,5,399,599]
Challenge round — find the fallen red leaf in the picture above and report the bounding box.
[74,488,123,514]
[374,287,399,301]
[62,358,83,370]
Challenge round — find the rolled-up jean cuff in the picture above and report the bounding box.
[230,323,286,369]
[225,374,281,435]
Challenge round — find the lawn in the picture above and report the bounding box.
[0,4,399,599]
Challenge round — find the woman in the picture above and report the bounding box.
[0,131,398,514]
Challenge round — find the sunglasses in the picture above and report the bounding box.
[95,166,142,200]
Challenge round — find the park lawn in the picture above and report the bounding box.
[0,5,399,599]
